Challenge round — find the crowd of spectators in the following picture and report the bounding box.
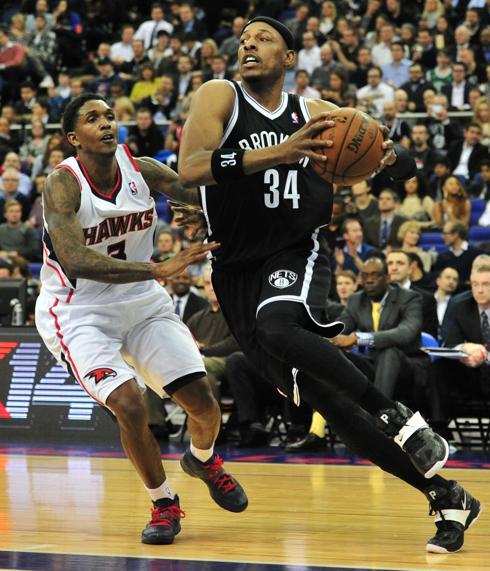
[1,0,490,448]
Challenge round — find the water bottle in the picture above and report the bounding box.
[10,299,23,326]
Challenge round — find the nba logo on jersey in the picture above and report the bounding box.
[291,112,299,124]
[269,270,298,289]
[129,180,138,195]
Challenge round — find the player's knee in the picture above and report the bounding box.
[173,377,220,419]
[108,387,147,429]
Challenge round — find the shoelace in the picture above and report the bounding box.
[150,504,186,527]
[205,455,237,493]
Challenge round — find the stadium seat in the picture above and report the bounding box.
[470,199,486,227]
[469,226,490,242]
[419,232,445,249]
[29,263,42,278]
[421,331,438,348]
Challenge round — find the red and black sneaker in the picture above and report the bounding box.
[141,495,185,545]
[180,450,248,513]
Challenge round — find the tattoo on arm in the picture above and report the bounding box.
[137,156,200,206]
[44,169,156,284]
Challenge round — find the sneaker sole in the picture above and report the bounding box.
[425,501,483,554]
[424,437,449,479]
[141,524,181,545]
[180,458,248,513]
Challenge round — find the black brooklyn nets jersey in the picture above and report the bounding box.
[200,80,334,269]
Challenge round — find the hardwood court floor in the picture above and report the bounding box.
[0,452,489,570]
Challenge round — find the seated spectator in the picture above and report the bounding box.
[432,221,481,285]
[126,108,164,158]
[110,24,135,67]
[363,189,407,249]
[426,49,452,92]
[52,0,83,69]
[407,251,434,292]
[204,55,231,82]
[421,0,443,32]
[174,2,207,41]
[434,176,471,227]
[470,159,490,202]
[434,267,459,330]
[398,220,434,273]
[381,101,411,147]
[429,157,452,201]
[0,169,31,222]
[351,179,378,223]
[319,1,337,37]
[14,82,37,122]
[187,269,240,399]
[433,15,452,51]
[400,63,434,112]
[129,63,160,104]
[41,147,65,177]
[424,94,463,156]
[152,230,177,262]
[119,39,151,80]
[289,69,320,99]
[113,96,135,143]
[356,66,395,118]
[448,123,490,183]
[460,47,486,86]
[442,62,472,112]
[218,16,244,69]
[397,173,435,227]
[0,200,38,261]
[430,263,490,437]
[147,30,170,69]
[472,97,490,148]
[25,0,54,35]
[310,42,345,92]
[225,352,275,447]
[0,117,19,164]
[333,257,428,402]
[140,74,177,121]
[90,57,122,100]
[371,23,396,68]
[335,269,358,306]
[387,250,439,338]
[412,28,438,70]
[382,41,412,89]
[19,119,48,173]
[0,25,28,103]
[394,88,409,114]
[297,31,322,76]
[348,46,372,89]
[134,3,173,50]
[409,124,442,178]
[198,39,218,75]
[27,12,58,82]
[321,69,356,107]
[334,217,374,275]
[30,133,68,179]
[168,268,209,324]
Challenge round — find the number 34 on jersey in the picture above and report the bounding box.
[263,168,301,209]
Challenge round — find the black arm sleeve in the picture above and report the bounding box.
[383,144,417,182]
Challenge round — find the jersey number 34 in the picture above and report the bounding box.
[264,169,300,209]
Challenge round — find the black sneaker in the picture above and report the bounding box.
[180,450,248,513]
[141,495,185,545]
[425,481,482,553]
[377,401,449,478]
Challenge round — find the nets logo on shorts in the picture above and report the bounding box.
[84,368,117,384]
[268,270,298,289]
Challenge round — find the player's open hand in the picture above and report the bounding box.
[169,200,206,240]
[280,112,335,164]
[376,125,397,171]
[153,241,220,280]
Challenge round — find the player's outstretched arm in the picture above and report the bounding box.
[43,169,218,283]
[178,80,335,188]
[136,156,200,206]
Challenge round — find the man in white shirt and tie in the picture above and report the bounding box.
[134,3,173,50]
[434,267,459,328]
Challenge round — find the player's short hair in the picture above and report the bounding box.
[62,93,107,135]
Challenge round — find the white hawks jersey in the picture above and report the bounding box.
[40,144,161,305]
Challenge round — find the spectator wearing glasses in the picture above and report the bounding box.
[442,62,472,112]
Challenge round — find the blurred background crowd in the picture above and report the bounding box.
[1,0,490,451]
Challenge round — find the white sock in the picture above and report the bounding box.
[145,479,175,502]
[190,441,214,463]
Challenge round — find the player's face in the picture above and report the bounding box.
[238,22,295,84]
[67,100,118,155]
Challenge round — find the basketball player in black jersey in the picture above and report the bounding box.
[40,94,248,546]
[176,17,481,553]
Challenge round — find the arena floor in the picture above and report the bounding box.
[0,444,489,571]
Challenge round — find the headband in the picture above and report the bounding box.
[241,16,295,50]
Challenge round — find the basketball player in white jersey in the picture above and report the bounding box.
[35,93,248,546]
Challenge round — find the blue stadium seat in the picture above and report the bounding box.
[469,226,490,242]
[29,263,42,278]
[419,232,445,248]
[421,331,438,348]
[470,199,486,227]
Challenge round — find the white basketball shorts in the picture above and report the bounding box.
[35,289,205,406]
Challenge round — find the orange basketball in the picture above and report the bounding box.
[310,108,384,186]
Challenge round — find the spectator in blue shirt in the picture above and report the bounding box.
[383,42,412,89]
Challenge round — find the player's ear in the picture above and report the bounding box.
[66,131,80,149]
[284,50,296,70]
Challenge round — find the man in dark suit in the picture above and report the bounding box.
[432,221,481,285]
[174,2,208,41]
[441,62,472,112]
[333,257,429,403]
[447,122,490,181]
[203,55,232,82]
[169,268,209,324]
[430,263,490,435]
[363,189,407,249]
[468,159,490,200]
[387,250,439,339]
[400,63,435,112]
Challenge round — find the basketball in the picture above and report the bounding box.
[310,108,384,186]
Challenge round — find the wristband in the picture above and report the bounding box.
[211,148,245,183]
[384,144,417,181]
